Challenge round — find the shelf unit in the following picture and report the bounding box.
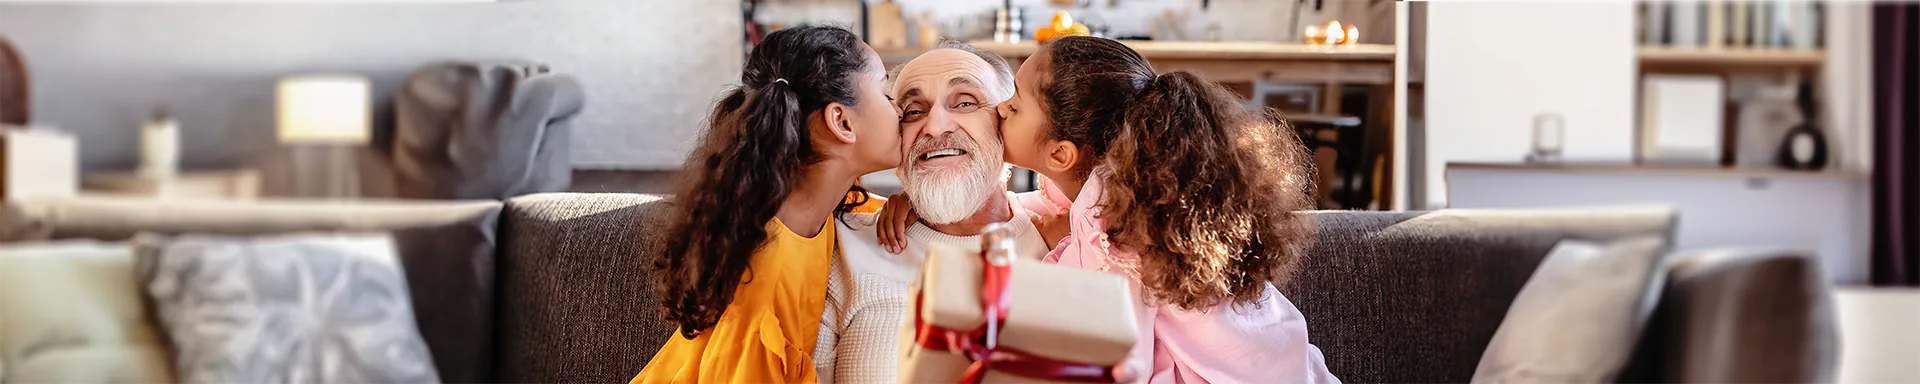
[1635,46,1827,71]
[1637,46,1826,68]
[1633,44,1827,168]
[1450,162,1866,181]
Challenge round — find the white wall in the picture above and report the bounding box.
[0,2,741,171]
[1448,168,1872,284]
[1823,2,1874,172]
[1423,2,1639,207]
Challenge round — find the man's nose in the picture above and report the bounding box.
[922,106,962,138]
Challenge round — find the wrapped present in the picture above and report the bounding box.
[899,223,1138,383]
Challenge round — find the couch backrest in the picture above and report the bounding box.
[493,193,675,383]
[1289,207,1675,382]
[493,193,1678,383]
[0,196,505,383]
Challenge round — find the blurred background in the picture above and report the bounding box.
[0,0,1916,383]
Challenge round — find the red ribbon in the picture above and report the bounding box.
[911,253,1120,383]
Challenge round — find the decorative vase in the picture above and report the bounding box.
[1775,83,1828,170]
[1738,84,1800,167]
[138,108,179,179]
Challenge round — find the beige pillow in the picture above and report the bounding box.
[1472,236,1669,383]
[0,241,174,383]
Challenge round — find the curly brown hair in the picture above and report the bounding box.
[1036,36,1316,310]
[654,26,872,339]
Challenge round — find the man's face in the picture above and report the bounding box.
[890,49,1008,224]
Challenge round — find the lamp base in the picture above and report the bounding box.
[288,144,361,199]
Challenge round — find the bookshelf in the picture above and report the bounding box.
[1637,46,1826,68]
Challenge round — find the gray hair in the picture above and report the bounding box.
[887,39,1017,103]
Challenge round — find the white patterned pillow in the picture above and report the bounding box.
[135,233,440,384]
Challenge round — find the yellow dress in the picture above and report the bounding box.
[632,218,837,384]
[847,191,887,214]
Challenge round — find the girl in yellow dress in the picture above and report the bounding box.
[635,26,901,383]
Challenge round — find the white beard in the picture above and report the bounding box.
[905,162,997,224]
[902,135,1005,225]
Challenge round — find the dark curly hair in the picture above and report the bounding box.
[655,26,872,338]
[1036,36,1316,310]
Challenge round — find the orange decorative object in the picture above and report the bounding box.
[1035,10,1091,44]
[1308,20,1358,45]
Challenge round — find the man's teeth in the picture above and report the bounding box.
[921,149,966,160]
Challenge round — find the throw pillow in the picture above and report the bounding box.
[134,233,440,383]
[0,241,173,383]
[1471,236,1670,384]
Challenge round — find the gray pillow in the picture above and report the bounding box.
[135,233,440,384]
[1471,236,1669,383]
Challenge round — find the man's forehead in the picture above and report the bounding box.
[892,49,995,98]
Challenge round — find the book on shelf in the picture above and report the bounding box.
[1770,1,1793,47]
[1705,1,1726,49]
[1646,2,1669,45]
[1735,0,1751,45]
[1793,1,1819,50]
[1673,1,1701,47]
[1642,0,1822,50]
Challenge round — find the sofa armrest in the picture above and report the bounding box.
[494,193,677,383]
[1619,247,1839,383]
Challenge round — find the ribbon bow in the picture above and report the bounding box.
[911,224,1119,383]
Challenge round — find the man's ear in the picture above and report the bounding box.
[822,102,858,144]
[1044,140,1080,174]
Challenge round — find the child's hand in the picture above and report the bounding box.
[1028,206,1070,249]
[1112,363,1137,383]
[876,192,920,254]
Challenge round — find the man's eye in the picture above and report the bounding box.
[953,102,982,112]
[900,109,926,122]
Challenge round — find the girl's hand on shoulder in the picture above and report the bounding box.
[876,192,920,254]
[1029,206,1070,249]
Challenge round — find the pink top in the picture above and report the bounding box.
[1039,172,1340,384]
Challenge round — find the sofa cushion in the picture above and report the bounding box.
[494,193,675,383]
[135,233,440,383]
[0,196,502,383]
[0,241,172,383]
[1282,206,1676,383]
[1616,248,1837,383]
[1472,236,1669,383]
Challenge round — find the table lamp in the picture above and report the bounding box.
[277,75,369,198]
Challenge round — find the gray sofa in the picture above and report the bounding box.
[0,193,1835,383]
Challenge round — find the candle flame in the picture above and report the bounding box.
[1326,21,1345,44]
[1344,25,1359,44]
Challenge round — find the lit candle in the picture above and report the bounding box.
[1326,21,1345,44]
[1344,25,1359,45]
[1304,26,1323,44]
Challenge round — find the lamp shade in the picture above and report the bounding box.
[277,75,370,144]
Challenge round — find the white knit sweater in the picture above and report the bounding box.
[812,192,1050,384]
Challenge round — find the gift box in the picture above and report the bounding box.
[898,229,1138,383]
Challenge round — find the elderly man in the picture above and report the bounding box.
[811,40,1061,383]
